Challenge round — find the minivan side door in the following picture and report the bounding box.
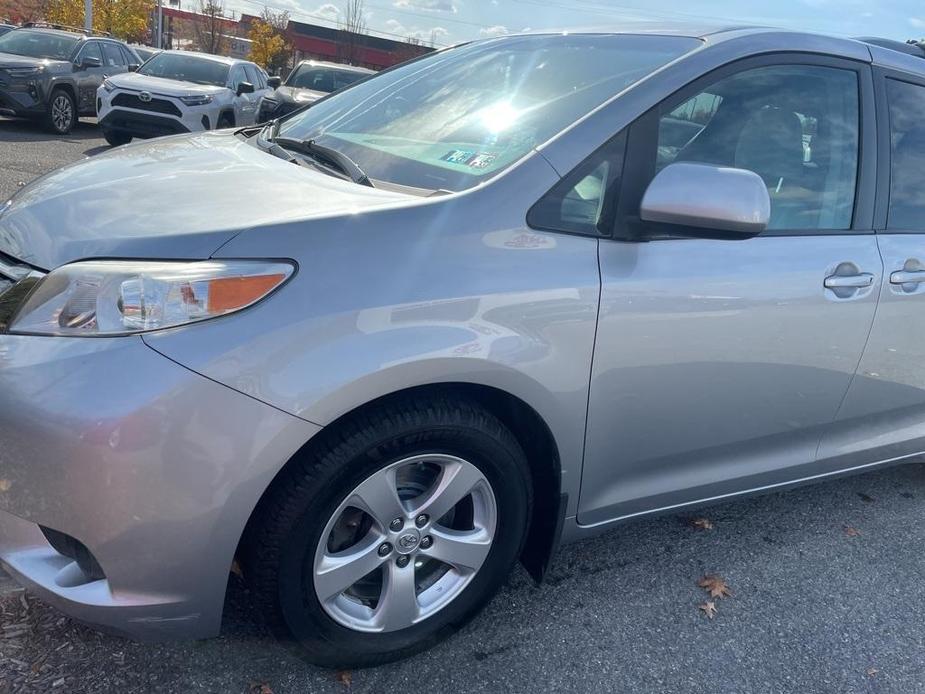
[575,55,882,526]
[817,68,925,467]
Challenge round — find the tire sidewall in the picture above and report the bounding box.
[276,423,530,665]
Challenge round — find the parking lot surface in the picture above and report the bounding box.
[2,117,925,694]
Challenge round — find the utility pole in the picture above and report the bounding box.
[84,0,92,32]
[156,0,163,47]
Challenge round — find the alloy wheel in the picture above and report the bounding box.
[312,454,497,633]
[52,94,73,133]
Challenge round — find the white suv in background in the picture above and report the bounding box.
[97,50,271,146]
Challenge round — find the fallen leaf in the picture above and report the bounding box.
[690,518,714,531]
[857,492,875,503]
[843,526,861,537]
[249,684,273,694]
[867,667,880,677]
[335,670,352,688]
[0,479,11,492]
[698,574,732,599]
[230,560,244,578]
[699,601,717,619]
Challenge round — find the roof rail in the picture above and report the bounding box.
[855,36,925,57]
[21,21,113,38]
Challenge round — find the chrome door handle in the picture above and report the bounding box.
[824,273,874,289]
[890,270,925,285]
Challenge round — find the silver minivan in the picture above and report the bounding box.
[1,25,924,667]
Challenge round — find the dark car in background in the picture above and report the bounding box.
[0,24,140,134]
[257,59,373,122]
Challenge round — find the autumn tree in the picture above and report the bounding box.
[44,0,153,41]
[248,20,284,70]
[337,0,366,65]
[194,0,226,55]
[0,0,50,24]
[248,6,288,72]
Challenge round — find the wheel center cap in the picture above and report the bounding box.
[395,529,421,554]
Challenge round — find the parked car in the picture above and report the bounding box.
[1,25,924,668]
[0,24,140,133]
[0,24,15,37]
[129,45,160,63]
[96,50,272,146]
[257,60,373,122]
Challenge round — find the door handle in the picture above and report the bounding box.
[824,272,874,289]
[890,270,925,285]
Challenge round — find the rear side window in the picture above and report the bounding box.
[101,42,124,67]
[886,78,925,229]
[654,65,859,231]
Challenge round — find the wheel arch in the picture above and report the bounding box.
[238,382,565,583]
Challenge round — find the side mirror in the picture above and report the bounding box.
[267,76,281,89]
[128,63,139,72]
[79,55,102,68]
[236,81,255,96]
[640,162,770,239]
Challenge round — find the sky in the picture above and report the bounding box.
[221,0,925,48]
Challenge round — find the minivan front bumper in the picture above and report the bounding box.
[0,333,320,640]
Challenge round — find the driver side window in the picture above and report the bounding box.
[655,65,859,230]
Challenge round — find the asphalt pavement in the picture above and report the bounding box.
[2,115,925,693]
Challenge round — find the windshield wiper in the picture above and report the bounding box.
[273,136,374,187]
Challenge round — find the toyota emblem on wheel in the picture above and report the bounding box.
[397,532,419,551]
[138,91,152,103]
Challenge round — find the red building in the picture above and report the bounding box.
[283,19,433,70]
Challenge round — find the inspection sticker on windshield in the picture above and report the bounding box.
[441,150,498,168]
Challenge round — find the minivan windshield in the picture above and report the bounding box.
[0,30,79,60]
[137,52,230,87]
[277,34,700,192]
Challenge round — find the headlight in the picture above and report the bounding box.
[7,66,43,80]
[180,94,213,106]
[102,78,115,92]
[8,259,294,336]
[294,92,316,103]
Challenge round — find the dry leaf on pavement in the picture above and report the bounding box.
[249,684,273,694]
[698,574,732,599]
[843,526,861,537]
[336,670,353,688]
[690,518,714,530]
[699,601,718,619]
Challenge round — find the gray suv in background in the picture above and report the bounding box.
[257,60,373,122]
[2,25,925,668]
[0,24,140,133]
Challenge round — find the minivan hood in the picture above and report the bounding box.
[0,131,409,269]
[276,85,325,103]
[107,71,228,97]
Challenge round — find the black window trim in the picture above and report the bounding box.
[530,52,877,242]
[871,66,925,233]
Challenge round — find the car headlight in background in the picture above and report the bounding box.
[8,259,294,336]
[294,92,316,103]
[7,66,43,80]
[180,94,213,106]
[102,78,115,92]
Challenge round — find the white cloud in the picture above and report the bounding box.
[394,0,458,14]
[480,24,508,37]
[315,3,339,20]
[911,17,925,28]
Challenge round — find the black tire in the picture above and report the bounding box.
[103,129,131,147]
[45,88,76,135]
[242,396,532,668]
